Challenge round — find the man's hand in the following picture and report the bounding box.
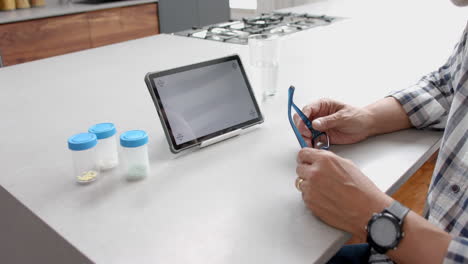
[296,148,392,240]
[293,99,374,145]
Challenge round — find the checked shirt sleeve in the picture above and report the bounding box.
[444,237,468,264]
[390,25,467,130]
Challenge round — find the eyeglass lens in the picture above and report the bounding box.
[313,133,329,150]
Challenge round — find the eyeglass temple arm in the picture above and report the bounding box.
[289,88,322,139]
[288,87,308,148]
[288,105,308,148]
[289,86,330,150]
[291,103,312,128]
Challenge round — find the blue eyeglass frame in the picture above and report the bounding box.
[288,85,330,150]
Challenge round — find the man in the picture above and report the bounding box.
[293,1,468,263]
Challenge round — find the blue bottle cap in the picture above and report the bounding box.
[88,123,117,139]
[68,133,98,151]
[120,130,148,148]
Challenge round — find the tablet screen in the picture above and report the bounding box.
[146,55,263,152]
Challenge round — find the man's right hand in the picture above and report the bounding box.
[293,99,375,145]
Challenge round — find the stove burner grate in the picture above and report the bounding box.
[176,12,341,45]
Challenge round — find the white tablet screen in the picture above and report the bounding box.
[153,59,260,145]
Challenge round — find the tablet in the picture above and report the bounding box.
[145,55,264,153]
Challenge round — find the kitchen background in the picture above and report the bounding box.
[0,0,322,67]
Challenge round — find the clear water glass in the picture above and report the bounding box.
[248,33,281,100]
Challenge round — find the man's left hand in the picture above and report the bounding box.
[296,148,393,240]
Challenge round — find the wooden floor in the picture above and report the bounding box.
[391,152,437,216]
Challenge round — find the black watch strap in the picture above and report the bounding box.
[386,201,410,222]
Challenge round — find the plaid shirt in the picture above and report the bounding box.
[370,22,468,263]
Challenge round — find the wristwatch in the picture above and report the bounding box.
[366,200,409,254]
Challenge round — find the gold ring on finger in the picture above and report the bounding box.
[295,178,304,192]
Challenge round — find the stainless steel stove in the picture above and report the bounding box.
[175,12,340,45]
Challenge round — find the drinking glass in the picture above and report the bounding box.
[248,33,281,100]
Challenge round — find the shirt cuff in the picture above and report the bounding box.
[444,236,468,264]
[388,84,447,130]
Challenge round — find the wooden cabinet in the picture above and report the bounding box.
[0,13,92,66]
[88,3,159,48]
[0,3,159,66]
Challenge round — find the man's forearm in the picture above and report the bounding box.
[364,97,413,137]
[387,211,452,264]
[362,97,452,262]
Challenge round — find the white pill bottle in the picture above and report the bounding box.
[88,123,119,170]
[120,130,150,181]
[68,133,99,184]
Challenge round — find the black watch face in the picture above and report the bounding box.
[369,217,398,247]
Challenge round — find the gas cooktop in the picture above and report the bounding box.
[175,12,340,45]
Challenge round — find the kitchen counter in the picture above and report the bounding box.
[0,0,466,263]
[0,0,157,24]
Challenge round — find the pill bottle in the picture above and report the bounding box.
[120,130,149,181]
[68,133,99,184]
[89,123,118,170]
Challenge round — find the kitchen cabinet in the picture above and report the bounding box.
[197,0,230,28]
[158,0,198,34]
[88,3,159,48]
[0,13,92,66]
[0,3,159,66]
[158,0,229,33]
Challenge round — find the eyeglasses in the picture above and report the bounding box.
[288,85,330,150]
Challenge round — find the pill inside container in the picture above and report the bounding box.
[89,123,119,170]
[120,130,150,181]
[68,133,100,184]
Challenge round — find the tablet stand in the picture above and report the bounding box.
[200,129,242,148]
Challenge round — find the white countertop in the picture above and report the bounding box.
[0,0,466,263]
[0,0,157,24]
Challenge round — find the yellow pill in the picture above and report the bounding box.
[77,170,98,182]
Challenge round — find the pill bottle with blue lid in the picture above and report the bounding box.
[68,133,100,184]
[120,130,150,181]
[89,123,118,170]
